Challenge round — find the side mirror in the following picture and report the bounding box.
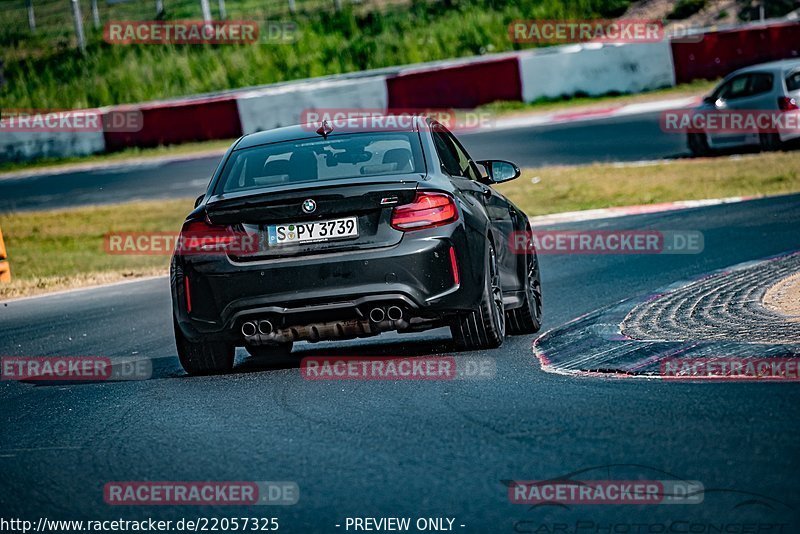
[477,160,521,184]
[194,194,205,208]
[702,95,717,106]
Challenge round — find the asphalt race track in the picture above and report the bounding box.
[2,193,799,530]
[0,112,686,212]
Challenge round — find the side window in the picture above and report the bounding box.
[748,73,774,96]
[444,130,481,181]
[715,75,750,100]
[431,123,480,180]
[432,126,464,177]
[786,70,800,92]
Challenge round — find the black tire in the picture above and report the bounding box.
[506,247,542,335]
[245,342,293,358]
[450,240,505,351]
[687,132,710,157]
[759,132,783,152]
[174,318,234,375]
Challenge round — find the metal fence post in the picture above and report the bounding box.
[199,0,212,22]
[26,0,36,33]
[91,0,100,29]
[70,0,86,53]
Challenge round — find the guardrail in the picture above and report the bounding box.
[0,224,10,283]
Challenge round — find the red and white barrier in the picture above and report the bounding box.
[103,95,242,151]
[0,129,106,162]
[518,41,675,102]
[386,55,522,109]
[236,77,388,135]
[3,20,799,163]
[671,21,800,84]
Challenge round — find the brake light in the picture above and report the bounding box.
[390,192,458,231]
[778,96,799,111]
[177,218,253,255]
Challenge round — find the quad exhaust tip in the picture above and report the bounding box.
[241,321,257,337]
[369,307,385,323]
[258,320,274,335]
[387,306,403,321]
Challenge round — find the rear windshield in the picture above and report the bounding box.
[215,132,425,194]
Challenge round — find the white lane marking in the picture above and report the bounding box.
[529,195,753,226]
[0,275,167,305]
[471,96,701,134]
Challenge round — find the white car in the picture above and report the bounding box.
[688,59,800,155]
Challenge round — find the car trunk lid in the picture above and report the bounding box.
[205,176,420,259]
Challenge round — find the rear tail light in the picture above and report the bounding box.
[778,96,799,111]
[390,192,458,231]
[177,218,255,255]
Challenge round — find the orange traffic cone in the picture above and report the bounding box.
[0,224,10,282]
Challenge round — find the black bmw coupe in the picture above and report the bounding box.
[171,116,542,374]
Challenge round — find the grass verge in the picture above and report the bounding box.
[0,199,191,299]
[496,152,800,216]
[1,151,799,299]
[3,0,636,109]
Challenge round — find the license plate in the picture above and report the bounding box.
[266,217,358,246]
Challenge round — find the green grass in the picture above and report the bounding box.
[2,0,635,109]
[667,0,707,20]
[0,199,191,298]
[2,150,799,298]
[496,152,800,216]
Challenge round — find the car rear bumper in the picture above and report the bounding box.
[172,222,485,343]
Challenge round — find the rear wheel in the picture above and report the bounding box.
[507,248,542,335]
[687,132,710,157]
[759,132,783,152]
[245,342,293,358]
[450,241,505,351]
[174,318,234,375]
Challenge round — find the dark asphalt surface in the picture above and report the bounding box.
[0,112,687,212]
[2,194,799,530]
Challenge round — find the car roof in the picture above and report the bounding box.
[235,115,427,150]
[730,59,800,77]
